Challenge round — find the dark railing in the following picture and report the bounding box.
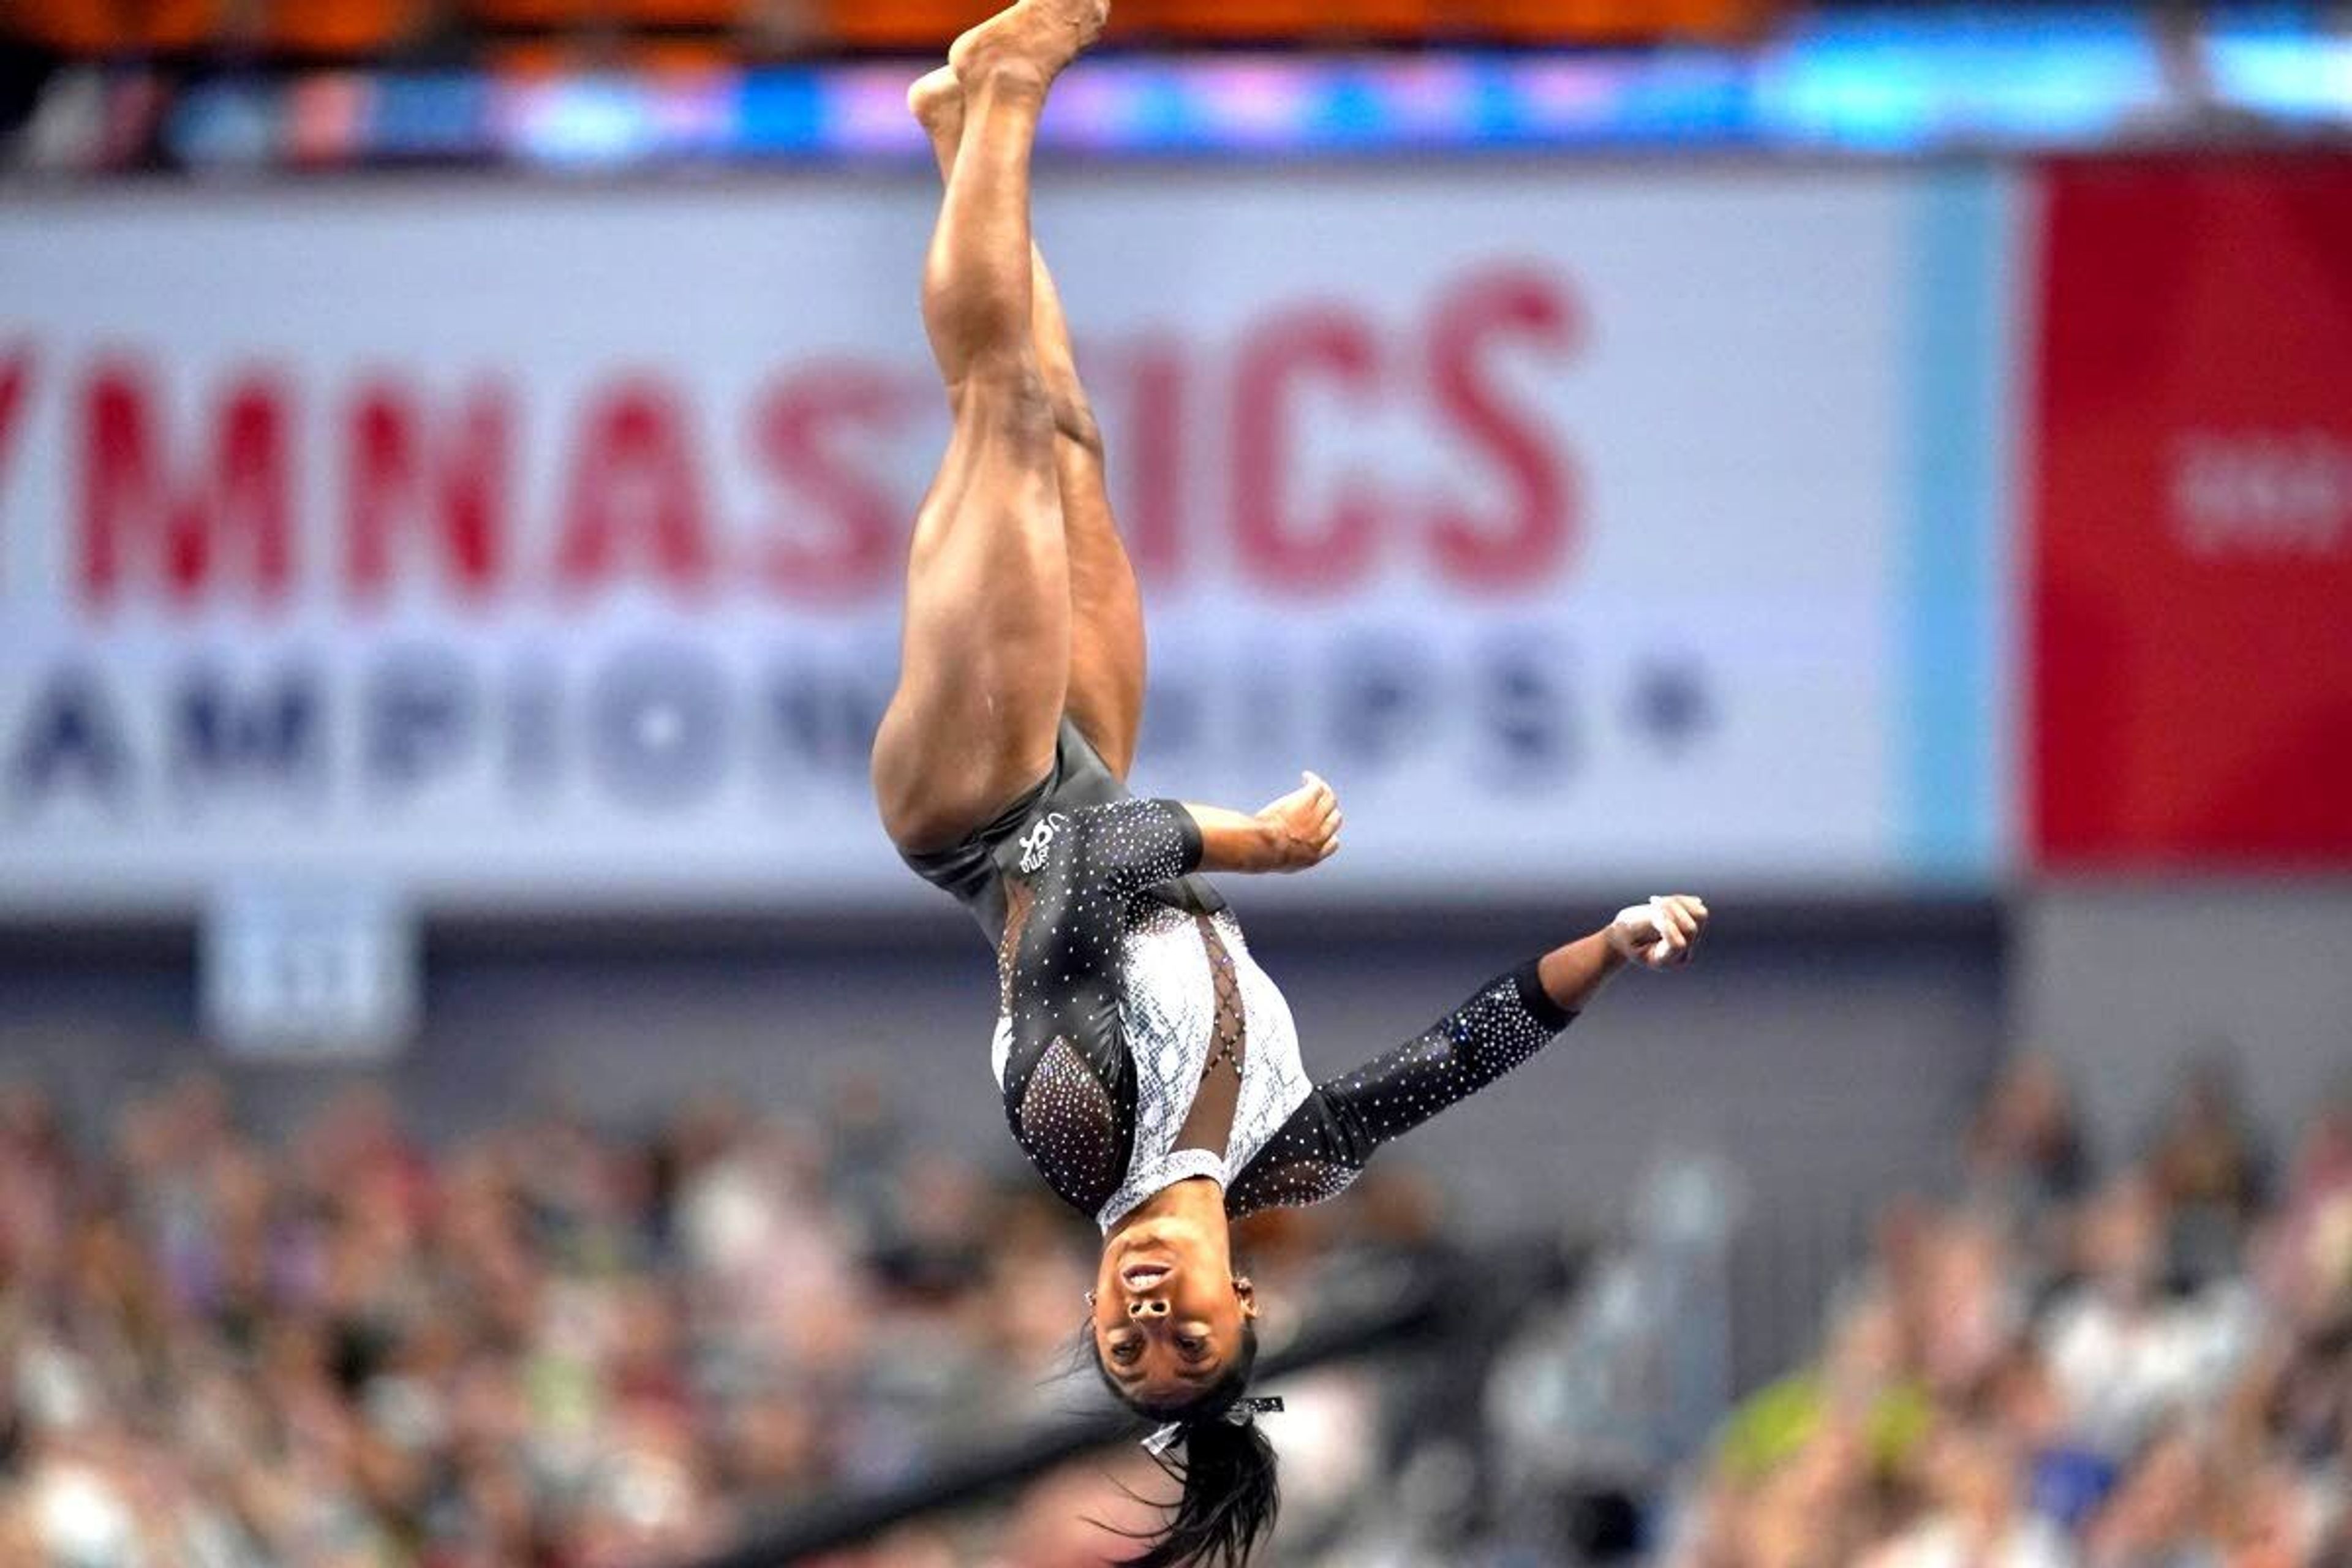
[681,1238,1580,1568]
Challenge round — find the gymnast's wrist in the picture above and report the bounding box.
[1183,804,1288,874]
[1253,812,1314,870]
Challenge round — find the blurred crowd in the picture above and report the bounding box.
[0,1071,1457,1568]
[4,1052,2348,1568]
[1668,1061,2352,1568]
[0,1074,1147,1567]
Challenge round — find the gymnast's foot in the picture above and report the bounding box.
[949,0,1109,91]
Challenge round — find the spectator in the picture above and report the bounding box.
[1672,1060,2347,1568]
[1966,1056,2092,1232]
[2146,1058,2269,1288]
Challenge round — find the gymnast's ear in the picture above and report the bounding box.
[1234,1275,1259,1317]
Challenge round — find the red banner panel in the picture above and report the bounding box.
[2032,157,2352,870]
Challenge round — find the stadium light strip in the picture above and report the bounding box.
[142,13,2352,173]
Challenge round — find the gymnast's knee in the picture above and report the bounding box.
[948,358,1057,454]
[924,261,1038,374]
[1049,394,1104,459]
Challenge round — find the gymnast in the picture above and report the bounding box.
[872,4,1709,1562]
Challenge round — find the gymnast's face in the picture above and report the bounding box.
[1090,1214,1258,1403]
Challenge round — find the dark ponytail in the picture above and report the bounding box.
[1090,1325,1281,1568]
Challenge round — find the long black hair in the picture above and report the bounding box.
[1088,1324,1280,1568]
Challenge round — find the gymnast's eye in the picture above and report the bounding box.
[1110,1339,1141,1364]
[1177,1335,1206,1356]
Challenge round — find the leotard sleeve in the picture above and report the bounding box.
[1223,960,1576,1219]
[1013,796,1203,900]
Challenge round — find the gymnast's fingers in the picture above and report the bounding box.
[1651,897,1687,952]
[1673,896,1709,959]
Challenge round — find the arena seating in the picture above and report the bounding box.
[6,1058,2344,1564]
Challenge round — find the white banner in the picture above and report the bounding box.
[0,168,2016,916]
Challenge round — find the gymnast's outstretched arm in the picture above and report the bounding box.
[1224,896,1709,1217]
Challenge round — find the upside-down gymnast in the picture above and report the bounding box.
[872,5,1709,1563]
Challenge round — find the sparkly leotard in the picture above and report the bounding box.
[903,728,1580,1231]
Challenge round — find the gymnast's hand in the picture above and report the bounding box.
[1255,771,1343,872]
[1183,772,1343,875]
[1608,894,1709,970]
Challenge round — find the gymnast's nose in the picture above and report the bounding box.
[1128,1297,1170,1319]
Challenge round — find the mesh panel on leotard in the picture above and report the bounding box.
[1172,915,1246,1156]
[1017,1036,1123,1209]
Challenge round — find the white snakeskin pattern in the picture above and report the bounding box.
[991,899,1312,1232]
[1093,904,1311,1231]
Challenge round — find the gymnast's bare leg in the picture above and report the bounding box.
[870,0,1114,854]
[909,59,1147,781]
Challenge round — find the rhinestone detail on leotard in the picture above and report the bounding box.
[984,797,1578,1231]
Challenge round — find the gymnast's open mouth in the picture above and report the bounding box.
[1120,1262,1172,1291]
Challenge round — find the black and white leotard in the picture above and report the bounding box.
[905,722,1576,1231]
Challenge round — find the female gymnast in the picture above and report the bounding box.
[873,4,1710,1562]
